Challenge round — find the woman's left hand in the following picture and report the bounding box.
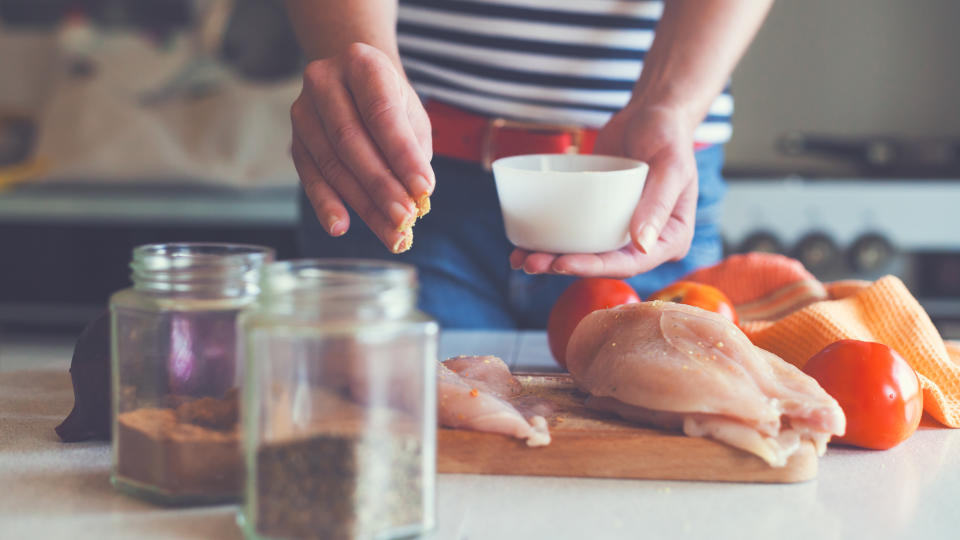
[509,103,699,279]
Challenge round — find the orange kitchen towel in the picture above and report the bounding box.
[684,253,960,428]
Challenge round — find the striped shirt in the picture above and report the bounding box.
[397,0,733,145]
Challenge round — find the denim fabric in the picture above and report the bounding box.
[297,145,726,329]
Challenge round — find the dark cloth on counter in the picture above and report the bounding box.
[55,310,111,442]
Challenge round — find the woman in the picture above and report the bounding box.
[286,0,773,328]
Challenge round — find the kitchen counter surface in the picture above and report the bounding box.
[1,331,958,540]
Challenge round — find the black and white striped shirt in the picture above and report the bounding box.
[397,0,733,145]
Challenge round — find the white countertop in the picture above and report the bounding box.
[1,331,958,540]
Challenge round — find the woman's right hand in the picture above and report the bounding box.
[290,42,434,253]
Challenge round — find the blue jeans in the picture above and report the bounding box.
[297,145,726,329]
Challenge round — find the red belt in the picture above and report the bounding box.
[426,100,712,170]
[426,100,599,170]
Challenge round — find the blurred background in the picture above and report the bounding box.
[1,0,959,338]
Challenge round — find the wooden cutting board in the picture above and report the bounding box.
[437,374,817,483]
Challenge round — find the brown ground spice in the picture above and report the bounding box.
[115,389,241,500]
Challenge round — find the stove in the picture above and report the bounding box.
[721,176,960,338]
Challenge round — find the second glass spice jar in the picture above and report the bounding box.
[239,259,438,540]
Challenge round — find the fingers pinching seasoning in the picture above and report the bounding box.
[292,43,435,256]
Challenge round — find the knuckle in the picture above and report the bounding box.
[347,43,386,73]
[330,122,363,153]
[302,61,327,90]
[648,200,673,221]
[346,46,396,90]
[345,42,373,62]
[367,173,396,200]
[314,153,341,182]
[670,157,697,181]
[362,95,399,126]
[290,97,307,123]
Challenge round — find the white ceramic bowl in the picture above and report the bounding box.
[492,154,649,253]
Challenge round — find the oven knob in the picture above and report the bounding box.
[738,231,782,254]
[848,233,895,273]
[792,233,839,274]
[722,237,733,257]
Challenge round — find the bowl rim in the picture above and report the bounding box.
[491,153,648,175]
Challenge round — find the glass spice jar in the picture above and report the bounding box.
[110,243,274,505]
[239,259,438,540]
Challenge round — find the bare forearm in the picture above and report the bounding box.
[285,0,401,68]
[634,0,774,130]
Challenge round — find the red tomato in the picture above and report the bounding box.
[646,281,738,325]
[547,278,640,369]
[803,340,923,450]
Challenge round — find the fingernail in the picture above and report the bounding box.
[396,213,416,232]
[510,259,521,271]
[392,232,414,254]
[636,224,658,254]
[416,194,431,217]
[398,233,414,253]
[328,217,346,237]
[389,201,415,230]
[552,266,569,275]
[408,174,433,200]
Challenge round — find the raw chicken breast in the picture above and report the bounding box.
[442,355,523,397]
[438,356,550,447]
[566,301,845,466]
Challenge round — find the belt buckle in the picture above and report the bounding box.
[480,117,585,172]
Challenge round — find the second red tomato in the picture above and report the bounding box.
[547,278,640,369]
[647,280,738,325]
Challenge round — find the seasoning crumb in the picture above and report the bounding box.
[611,342,617,347]
[469,388,479,398]
[556,416,566,423]
[716,341,724,348]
